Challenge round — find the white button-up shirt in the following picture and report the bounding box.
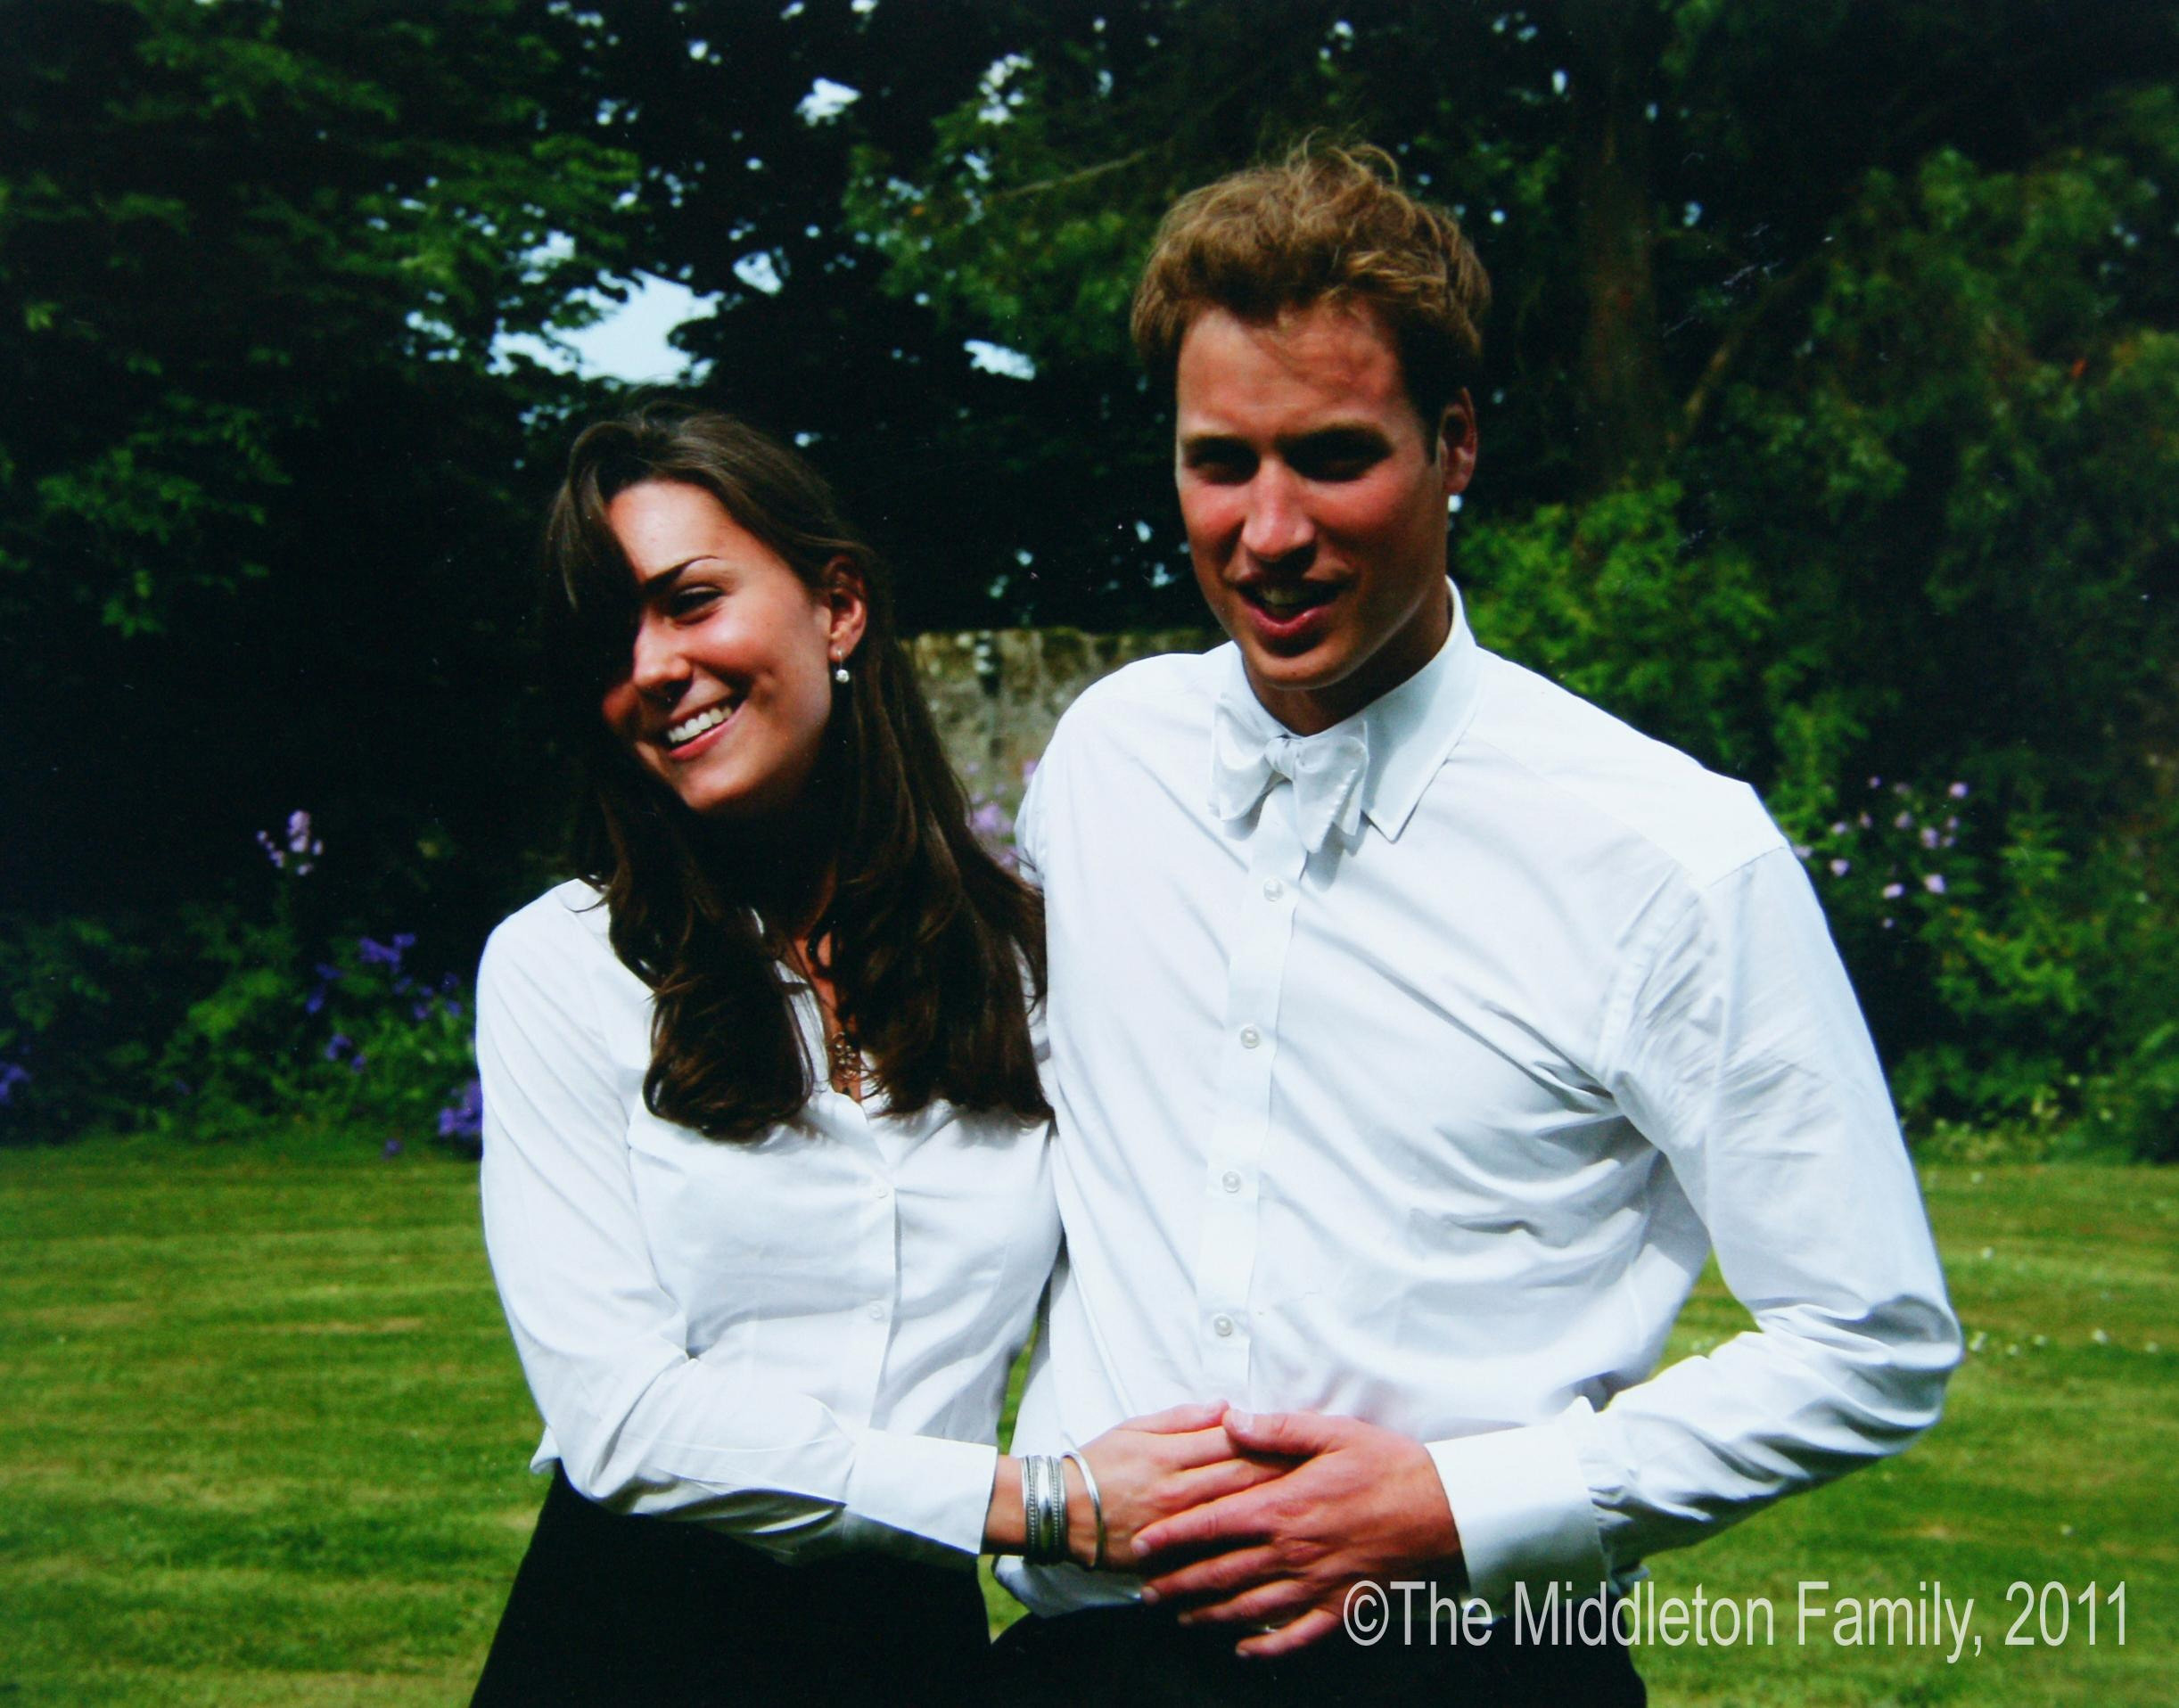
[476,881,1058,1564]
[1000,587,1960,1615]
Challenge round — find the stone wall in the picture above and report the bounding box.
[909,627,1214,827]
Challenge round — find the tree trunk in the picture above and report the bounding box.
[1566,0,1669,493]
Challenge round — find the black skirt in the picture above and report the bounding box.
[472,1466,993,1707]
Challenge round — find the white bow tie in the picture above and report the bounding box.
[1210,700,1370,853]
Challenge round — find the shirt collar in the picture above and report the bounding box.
[1212,579,1484,843]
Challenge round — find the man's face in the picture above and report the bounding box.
[1174,302,1476,735]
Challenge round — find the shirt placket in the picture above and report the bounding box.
[797,985,899,1416]
[1194,782,1307,1399]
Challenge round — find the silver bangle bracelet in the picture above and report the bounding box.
[1041,1453,1069,1563]
[1061,1449,1106,1571]
[1021,1453,1070,1565]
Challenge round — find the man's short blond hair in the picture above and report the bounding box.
[1131,143,1491,425]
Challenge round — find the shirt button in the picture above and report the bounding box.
[1221,1170,1243,1194]
[1238,1025,1262,1049]
[1212,1314,1236,1338]
[872,1180,892,1200]
[1262,878,1285,901]
[867,1302,888,1321]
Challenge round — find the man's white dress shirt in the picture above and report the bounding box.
[476,881,1058,1564]
[1000,587,1960,1616]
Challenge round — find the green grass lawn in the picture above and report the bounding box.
[1,1138,2171,1704]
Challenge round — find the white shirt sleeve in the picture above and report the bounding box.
[1429,845,1961,1608]
[474,909,999,1561]
[1015,758,1048,894]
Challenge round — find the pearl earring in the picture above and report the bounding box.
[832,654,851,686]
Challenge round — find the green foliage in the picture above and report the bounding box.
[0,916,153,1137]
[304,935,479,1149]
[1,812,478,1150]
[150,901,313,1122]
[1,0,637,940]
[4,1,2176,1154]
[1463,481,1781,780]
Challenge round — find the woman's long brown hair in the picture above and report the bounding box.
[540,404,1048,1139]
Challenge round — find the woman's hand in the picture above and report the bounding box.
[1065,1402,1292,1569]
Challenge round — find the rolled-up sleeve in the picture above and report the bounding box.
[475,906,997,1562]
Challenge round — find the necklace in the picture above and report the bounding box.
[826,1023,863,1101]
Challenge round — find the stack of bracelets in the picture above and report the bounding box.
[1018,1451,1106,1570]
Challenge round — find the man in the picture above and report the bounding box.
[993,145,1960,1704]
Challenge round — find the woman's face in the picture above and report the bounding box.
[598,480,865,823]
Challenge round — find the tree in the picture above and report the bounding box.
[818,0,2179,1137]
[0,0,639,923]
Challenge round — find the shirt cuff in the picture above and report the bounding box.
[843,1431,999,1557]
[1427,1404,1609,1615]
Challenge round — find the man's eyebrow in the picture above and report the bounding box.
[1178,423,1391,460]
[1177,428,1249,455]
[1285,423,1390,450]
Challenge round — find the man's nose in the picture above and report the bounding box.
[1240,465,1315,564]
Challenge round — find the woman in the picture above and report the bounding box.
[470,406,1258,1706]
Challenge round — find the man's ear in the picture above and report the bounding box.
[1436,390,1479,498]
[821,556,869,661]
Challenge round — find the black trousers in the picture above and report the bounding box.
[991,1600,1647,1708]
[472,1468,991,1707]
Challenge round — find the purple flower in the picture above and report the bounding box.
[382,1137,404,1159]
[1830,821,1850,837]
[1792,843,1813,861]
[1920,826,1941,850]
[324,1033,354,1062]
[1868,776,1882,790]
[1830,858,1852,877]
[256,830,285,870]
[349,1052,367,1074]
[1880,916,1895,930]
[411,1000,434,1022]
[1949,781,1969,800]
[1923,874,1947,895]
[358,937,402,967]
[1882,882,1904,899]
[1894,811,1914,831]
[1022,758,1039,784]
[438,1078,484,1142]
[443,1000,463,1020]
[0,1061,29,1104]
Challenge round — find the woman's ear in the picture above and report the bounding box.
[819,555,869,662]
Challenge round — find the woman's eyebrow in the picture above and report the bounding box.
[631,556,718,595]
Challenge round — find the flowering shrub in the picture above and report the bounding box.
[301,926,481,1154]
[0,812,481,1153]
[1789,776,2177,1154]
